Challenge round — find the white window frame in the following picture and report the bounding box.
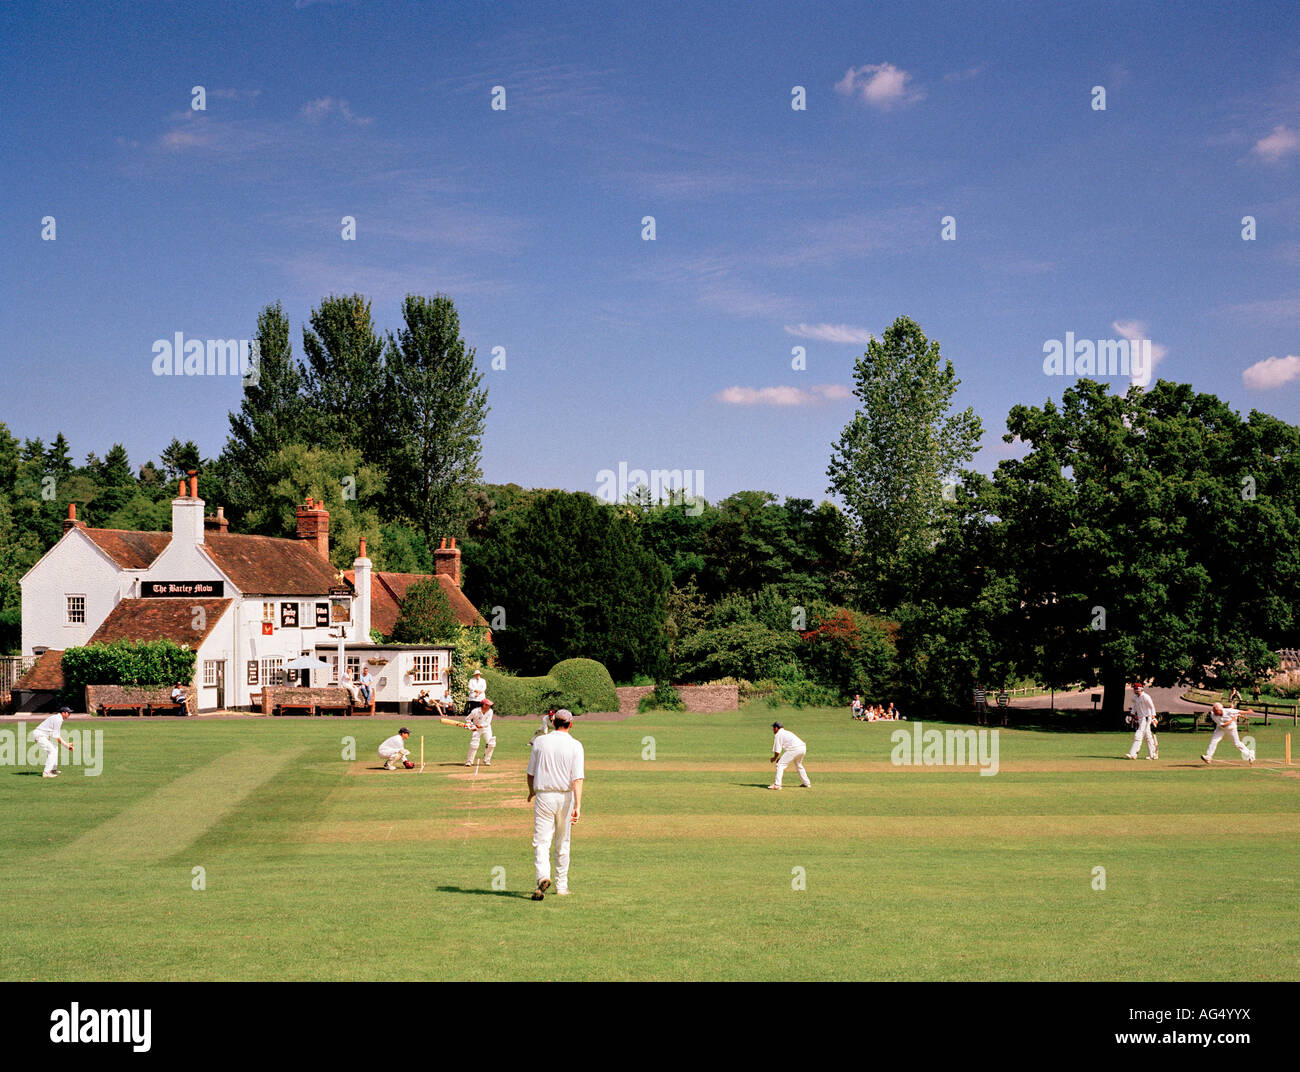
[262,602,275,624]
[299,601,314,628]
[66,594,86,625]
[261,657,285,687]
[203,660,218,687]
[412,654,439,684]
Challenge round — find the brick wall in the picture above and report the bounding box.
[615,684,739,715]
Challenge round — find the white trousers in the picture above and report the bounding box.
[33,732,58,774]
[1206,722,1254,761]
[1127,718,1157,757]
[774,748,810,787]
[466,729,496,765]
[532,790,574,891]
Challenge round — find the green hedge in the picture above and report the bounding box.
[62,639,197,698]
[480,657,617,716]
[548,658,618,714]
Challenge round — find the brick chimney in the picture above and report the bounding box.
[172,471,205,546]
[296,497,330,560]
[204,506,230,534]
[433,536,461,587]
[62,503,86,534]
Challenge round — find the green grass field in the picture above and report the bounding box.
[2,707,1296,981]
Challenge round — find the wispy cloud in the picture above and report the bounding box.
[1112,319,1169,379]
[207,88,262,102]
[784,323,874,344]
[1243,355,1300,390]
[1227,294,1300,321]
[1252,124,1300,162]
[301,97,373,125]
[834,63,924,109]
[715,384,851,406]
[943,65,985,84]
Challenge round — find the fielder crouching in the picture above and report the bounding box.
[378,727,414,770]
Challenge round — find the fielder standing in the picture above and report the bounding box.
[32,706,75,778]
[1124,681,1158,760]
[1201,703,1256,765]
[464,698,497,767]
[525,709,584,900]
[768,721,811,790]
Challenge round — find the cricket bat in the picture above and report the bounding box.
[440,716,468,728]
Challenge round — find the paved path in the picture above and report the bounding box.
[1008,686,1207,713]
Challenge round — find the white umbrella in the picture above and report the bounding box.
[286,656,332,670]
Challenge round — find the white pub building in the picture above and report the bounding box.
[19,474,487,712]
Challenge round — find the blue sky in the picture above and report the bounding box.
[3,0,1297,506]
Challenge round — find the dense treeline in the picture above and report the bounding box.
[5,308,1299,717]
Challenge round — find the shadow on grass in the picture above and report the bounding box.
[435,885,536,900]
[11,770,47,776]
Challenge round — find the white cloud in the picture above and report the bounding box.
[1243,355,1300,390]
[1112,319,1169,385]
[1253,124,1300,162]
[300,97,373,125]
[834,63,924,109]
[784,323,874,344]
[715,384,851,406]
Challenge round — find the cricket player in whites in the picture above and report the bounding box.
[464,698,497,767]
[32,706,75,778]
[526,709,584,900]
[1124,681,1158,759]
[1202,703,1256,765]
[768,721,811,789]
[378,727,414,770]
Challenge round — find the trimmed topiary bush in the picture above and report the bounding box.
[548,658,618,714]
[481,667,563,717]
[478,657,618,716]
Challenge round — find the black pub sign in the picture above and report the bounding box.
[280,602,299,628]
[141,580,225,598]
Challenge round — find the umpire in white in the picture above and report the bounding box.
[1124,681,1158,760]
[526,709,584,900]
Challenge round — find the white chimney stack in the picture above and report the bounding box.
[353,537,372,640]
[172,471,205,546]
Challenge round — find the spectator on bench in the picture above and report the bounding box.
[170,683,189,716]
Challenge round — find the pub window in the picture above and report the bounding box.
[261,657,285,687]
[203,661,217,687]
[66,595,86,624]
[412,654,438,684]
[300,601,314,628]
[262,602,275,624]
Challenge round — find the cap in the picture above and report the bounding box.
[481,699,493,708]
[771,721,783,729]
[471,669,483,676]
[58,706,72,713]
[553,708,573,726]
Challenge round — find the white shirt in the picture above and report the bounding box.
[1131,692,1156,721]
[468,676,486,702]
[468,707,493,731]
[773,728,805,754]
[1213,707,1240,726]
[33,713,65,738]
[378,734,408,754]
[527,730,584,792]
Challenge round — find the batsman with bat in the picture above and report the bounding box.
[464,698,497,767]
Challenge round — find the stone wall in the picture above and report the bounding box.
[615,684,739,715]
